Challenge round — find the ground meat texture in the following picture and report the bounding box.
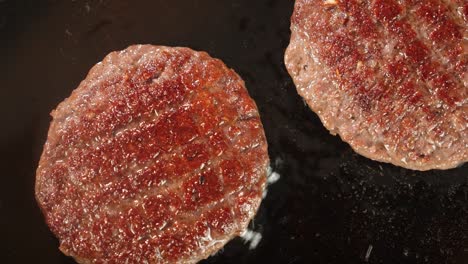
[285,0,467,170]
[35,45,269,264]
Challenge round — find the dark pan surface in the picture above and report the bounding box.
[0,0,467,263]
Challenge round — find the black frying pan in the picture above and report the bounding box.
[1,0,467,263]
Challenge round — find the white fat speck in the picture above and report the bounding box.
[158,221,168,231]
[263,161,282,198]
[266,166,273,176]
[158,179,167,186]
[199,228,225,249]
[323,0,337,5]
[200,227,213,243]
[155,248,163,261]
[365,245,373,262]
[267,171,280,184]
[240,229,262,250]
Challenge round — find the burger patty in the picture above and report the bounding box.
[285,0,467,170]
[35,45,269,263]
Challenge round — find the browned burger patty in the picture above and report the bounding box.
[285,0,467,170]
[35,45,269,263]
